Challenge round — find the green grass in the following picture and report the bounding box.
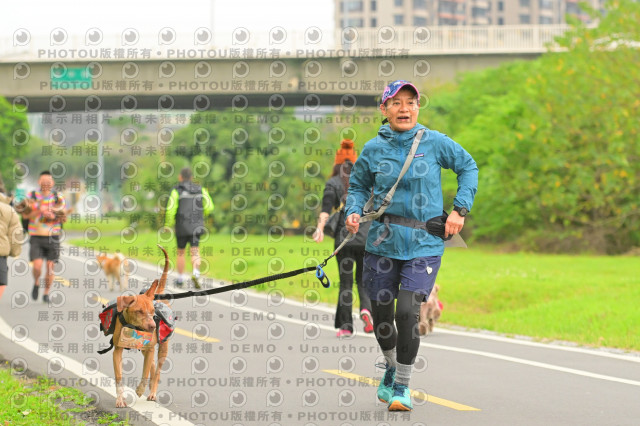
[0,363,128,425]
[97,413,127,425]
[69,232,640,352]
[63,217,129,234]
[439,249,640,350]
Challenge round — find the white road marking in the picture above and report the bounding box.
[203,293,640,387]
[215,278,640,363]
[0,315,194,426]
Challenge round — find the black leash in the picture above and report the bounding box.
[154,265,330,301]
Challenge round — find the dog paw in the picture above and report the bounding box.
[147,393,157,401]
[418,322,428,336]
[115,397,127,408]
[135,383,146,397]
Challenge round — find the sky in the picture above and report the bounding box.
[0,0,335,38]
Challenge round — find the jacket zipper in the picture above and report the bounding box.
[400,135,411,258]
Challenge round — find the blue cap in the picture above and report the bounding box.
[381,80,420,105]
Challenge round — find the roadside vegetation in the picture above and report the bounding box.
[0,362,128,425]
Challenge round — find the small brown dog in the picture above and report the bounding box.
[50,198,71,223]
[112,245,170,407]
[419,284,442,336]
[13,198,35,216]
[15,197,73,226]
[97,253,129,291]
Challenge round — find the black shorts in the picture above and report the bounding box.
[0,256,7,286]
[177,234,200,249]
[29,235,61,262]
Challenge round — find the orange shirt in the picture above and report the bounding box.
[28,191,65,236]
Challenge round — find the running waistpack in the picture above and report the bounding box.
[372,211,452,246]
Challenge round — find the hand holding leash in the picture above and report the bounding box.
[345,213,360,234]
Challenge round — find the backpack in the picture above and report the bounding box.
[98,299,176,354]
[325,176,371,249]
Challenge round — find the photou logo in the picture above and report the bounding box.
[158,27,176,45]
[194,27,212,45]
[269,26,287,45]
[232,27,250,45]
[121,28,139,45]
[13,63,30,80]
[50,27,67,45]
[158,61,176,78]
[86,61,103,77]
[13,28,30,46]
[305,26,322,44]
[85,28,103,45]
[194,61,212,79]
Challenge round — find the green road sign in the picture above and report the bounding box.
[50,66,92,89]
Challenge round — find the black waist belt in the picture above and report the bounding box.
[373,212,451,246]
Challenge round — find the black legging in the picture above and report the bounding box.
[370,289,424,365]
[334,245,372,331]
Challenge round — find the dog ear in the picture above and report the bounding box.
[145,279,159,297]
[117,295,136,312]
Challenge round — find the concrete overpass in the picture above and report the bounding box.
[0,25,569,112]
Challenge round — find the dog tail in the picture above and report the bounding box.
[157,245,169,294]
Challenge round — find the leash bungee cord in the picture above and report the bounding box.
[153,230,364,301]
[155,265,323,301]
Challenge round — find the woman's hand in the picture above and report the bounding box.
[312,227,324,243]
[445,210,465,238]
[345,213,360,234]
[313,212,329,243]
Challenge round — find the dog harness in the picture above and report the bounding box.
[98,300,176,354]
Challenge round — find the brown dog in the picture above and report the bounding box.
[14,198,36,216]
[112,245,170,407]
[97,252,129,291]
[419,284,442,336]
[14,197,72,223]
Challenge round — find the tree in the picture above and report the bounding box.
[138,108,341,233]
[425,0,640,253]
[0,97,30,192]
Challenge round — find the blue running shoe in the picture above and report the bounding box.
[388,382,412,411]
[376,363,396,403]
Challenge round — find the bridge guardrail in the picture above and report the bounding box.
[0,25,572,62]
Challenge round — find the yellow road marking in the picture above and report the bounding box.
[323,369,481,411]
[56,282,222,343]
[171,327,220,343]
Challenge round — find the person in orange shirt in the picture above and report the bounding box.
[313,140,374,337]
[20,171,66,303]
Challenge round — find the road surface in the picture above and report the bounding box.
[1,242,639,425]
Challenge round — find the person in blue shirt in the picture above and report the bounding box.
[344,80,478,411]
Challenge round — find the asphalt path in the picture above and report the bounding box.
[1,242,639,426]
